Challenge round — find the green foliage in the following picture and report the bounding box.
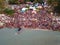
[47,0,52,5]
[25,0,30,2]
[34,0,43,4]
[9,0,20,4]
[47,0,60,15]
[0,0,7,14]
[47,0,60,6]
[54,5,60,14]
[4,8,15,16]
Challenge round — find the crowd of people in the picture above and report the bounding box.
[0,3,60,31]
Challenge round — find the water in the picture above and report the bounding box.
[0,28,60,45]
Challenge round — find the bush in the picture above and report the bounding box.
[54,5,60,15]
[52,4,60,16]
[0,0,6,13]
[4,8,15,16]
[34,0,43,4]
[9,0,20,4]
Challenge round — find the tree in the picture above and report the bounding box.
[34,0,43,4]
[47,0,60,15]
[47,0,58,6]
[0,0,8,13]
[9,0,20,4]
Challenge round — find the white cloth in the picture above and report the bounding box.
[22,8,28,11]
[29,6,36,10]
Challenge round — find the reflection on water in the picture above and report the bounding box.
[0,28,60,45]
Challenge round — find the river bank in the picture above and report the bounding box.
[0,4,60,31]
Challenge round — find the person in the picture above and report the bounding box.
[15,28,22,35]
[18,28,22,31]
